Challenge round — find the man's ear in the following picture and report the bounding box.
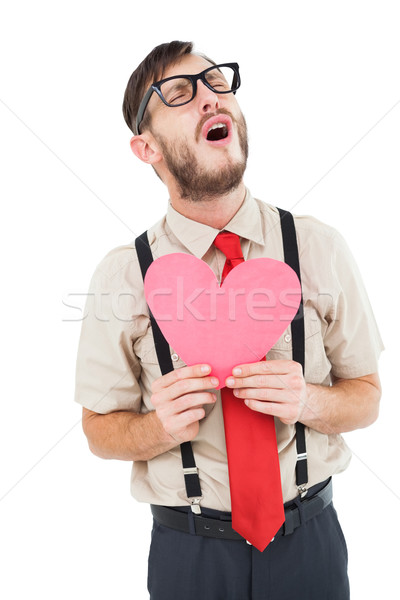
[130,134,162,166]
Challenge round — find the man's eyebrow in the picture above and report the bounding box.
[206,70,226,81]
[168,79,191,87]
[163,80,191,94]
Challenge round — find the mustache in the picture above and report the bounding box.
[195,108,236,142]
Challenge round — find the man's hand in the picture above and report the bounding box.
[151,364,219,445]
[225,360,381,434]
[225,360,307,425]
[82,364,219,462]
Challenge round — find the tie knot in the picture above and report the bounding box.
[213,232,244,262]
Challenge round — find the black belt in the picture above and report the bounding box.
[151,478,332,543]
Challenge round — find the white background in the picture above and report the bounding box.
[1,1,399,598]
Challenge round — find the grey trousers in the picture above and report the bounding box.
[147,491,349,599]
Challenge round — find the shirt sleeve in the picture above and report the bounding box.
[74,248,143,415]
[323,231,384,379]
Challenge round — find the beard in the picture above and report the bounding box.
[154,110,249,203]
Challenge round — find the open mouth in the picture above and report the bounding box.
[206,122,229,142]
[201,114,233,145]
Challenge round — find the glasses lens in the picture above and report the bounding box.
[160,77,194,106]
[205,65,239,93]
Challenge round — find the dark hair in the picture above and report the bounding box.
[122,40,194,135]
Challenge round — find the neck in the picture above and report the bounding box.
[168,181,247,229]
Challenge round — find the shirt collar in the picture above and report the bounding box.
[166,189,265,259]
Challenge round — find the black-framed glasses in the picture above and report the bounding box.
[135,62,240,134]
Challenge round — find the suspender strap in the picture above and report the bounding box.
[180,442,202,498]
[135,232,175,376]
[135,231,202,511]
[276,208,309,491]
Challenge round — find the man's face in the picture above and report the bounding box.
[144,54,248,201]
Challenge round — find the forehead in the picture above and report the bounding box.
[143,53,217,124]
[160,53,215,81]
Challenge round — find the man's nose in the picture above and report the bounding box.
[195,80,220,114]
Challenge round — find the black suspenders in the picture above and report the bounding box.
[135,232,203,512]
[277,209,308,494]
[135,208,309,514]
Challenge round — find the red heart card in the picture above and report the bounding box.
[144,254,301,388]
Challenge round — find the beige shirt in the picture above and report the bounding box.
[74,190,384,507]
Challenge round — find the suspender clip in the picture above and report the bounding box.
[190,497,202,515]
[297,484,308,498]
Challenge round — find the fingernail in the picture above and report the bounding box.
[232,367,242,376]
[226,377,235,386]
[201,365,211,373]
[211,377,219,386]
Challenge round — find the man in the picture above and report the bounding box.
[75,41,383,599]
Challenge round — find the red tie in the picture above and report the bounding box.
[213,231,285,551]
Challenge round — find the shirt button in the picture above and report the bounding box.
[171,353,179,362]
[284,334,291,343]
